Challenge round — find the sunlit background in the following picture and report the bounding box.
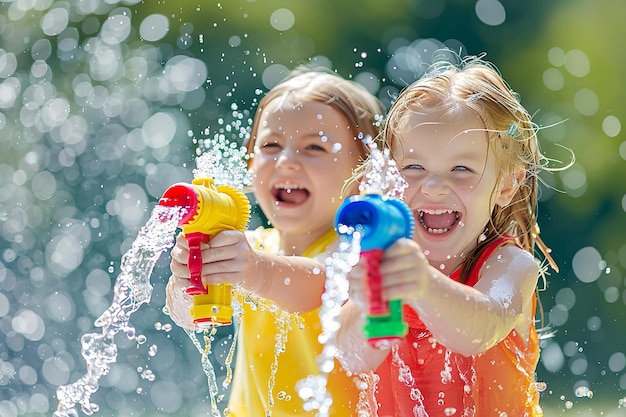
[1,0,625,416]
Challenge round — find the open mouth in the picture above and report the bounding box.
[272,183,310,204]
[418,209,460,235]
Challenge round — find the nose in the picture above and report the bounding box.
[421,174,449,197]
[274,148,301,171]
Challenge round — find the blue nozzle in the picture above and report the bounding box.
[335,194,414,250]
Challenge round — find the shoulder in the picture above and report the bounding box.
[479,243,539,284]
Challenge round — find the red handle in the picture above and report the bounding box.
[185,232,210,295]
[362,249,388,316]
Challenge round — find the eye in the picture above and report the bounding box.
[260,142,281,150]
[256,141,282,155]
[402,163,424,170]
[452,165,475,173]
[306,143,326,152]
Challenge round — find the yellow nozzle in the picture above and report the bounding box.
[182,177,251,236]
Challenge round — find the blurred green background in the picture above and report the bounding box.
[1,0,625,416]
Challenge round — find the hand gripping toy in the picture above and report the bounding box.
[159,177,251,327]
[335,193,414,348]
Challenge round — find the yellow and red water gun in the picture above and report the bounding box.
[159,177,250,327]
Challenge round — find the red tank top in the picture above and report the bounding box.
[374,238,543,417]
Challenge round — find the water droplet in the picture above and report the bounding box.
[148,344,158,356]
[575,386,593,398]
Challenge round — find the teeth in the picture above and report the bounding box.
[417,209,460,235]
[275,183,303,190]
[418,209,455,216]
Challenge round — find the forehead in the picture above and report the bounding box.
[394,106,490,159]
[400,105,485,139]
[259,100,345,126]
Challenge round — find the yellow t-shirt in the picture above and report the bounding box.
[226,227,364,416]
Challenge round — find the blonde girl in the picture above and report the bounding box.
[337,55,562,416]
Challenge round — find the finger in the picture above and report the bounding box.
[171,235,190,263]
[175,233,190,249]
[382,269,429,302]
[170,259,191,278]
[207,230,242,248]
[200,258,245,280]
[165,276,195,329]
[200,244,240,264]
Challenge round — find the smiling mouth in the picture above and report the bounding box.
[272,184,310,204]
[418,209,460,235]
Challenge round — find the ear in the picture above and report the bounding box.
[495,170,525,207]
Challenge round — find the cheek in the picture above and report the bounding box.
[249,163,267,187]
[402,176,422,196]
[338,149,362,172]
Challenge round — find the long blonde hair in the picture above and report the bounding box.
[383,55,560,283]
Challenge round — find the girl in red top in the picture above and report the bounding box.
[336,55,564,416]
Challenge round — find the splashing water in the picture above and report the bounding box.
[193,104,253,189]
[176,130,254,416]
[178,300,243,417]
[359,138,408,198]
[185,327,221,417]
[297,233,361,416]
[298,141,408,416]
[54,205,186,417]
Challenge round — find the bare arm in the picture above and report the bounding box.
[168,231,327,313]
[335,238,539,372]
[386,240,539,356]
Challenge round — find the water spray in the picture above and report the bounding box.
[159,177,251,327]
[335,193,414,348]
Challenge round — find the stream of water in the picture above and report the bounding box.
[54,205,186,417]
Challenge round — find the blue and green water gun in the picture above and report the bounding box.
[335,193,414,348]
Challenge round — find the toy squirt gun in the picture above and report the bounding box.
[335,193,415,348]
[159,177,251,327]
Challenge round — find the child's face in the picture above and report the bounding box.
[396,106,512,272]
[250,100,363,240]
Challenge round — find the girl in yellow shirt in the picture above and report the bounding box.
[166,66,383,416]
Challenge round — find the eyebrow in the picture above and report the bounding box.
[449,150,485,161]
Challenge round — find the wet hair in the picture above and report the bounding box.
[382,54,560,283]
[247,66,384,167]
